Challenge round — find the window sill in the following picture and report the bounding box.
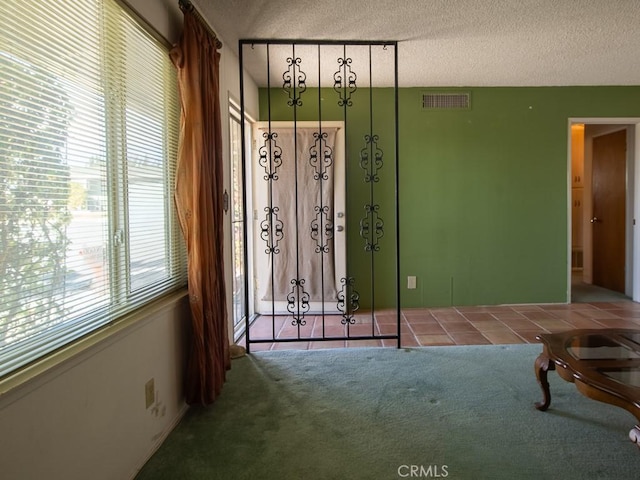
[0,288,190,401]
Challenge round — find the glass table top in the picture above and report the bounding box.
[539,329,640,402]
[566,334,640,361]
[621,332,640,348]
[536,329,640,424]
[597,368,640,388]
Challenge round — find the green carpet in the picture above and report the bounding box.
[135,345,640,479]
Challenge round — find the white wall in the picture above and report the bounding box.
[0,293,191,480]
[127,0,182,44]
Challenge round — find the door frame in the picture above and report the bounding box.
[226,96,257,342]
[567,117,640,302]
[251,120,346,314]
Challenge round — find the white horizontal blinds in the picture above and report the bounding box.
[106,2,182,303]
[105,0,185,313]
[0,0,184,377]
[0,0,111,375]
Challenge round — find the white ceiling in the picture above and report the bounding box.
[195,0,640,88]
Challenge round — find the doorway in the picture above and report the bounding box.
[592,129,626,293]
[568,119,639,302]
[251,121,346,315]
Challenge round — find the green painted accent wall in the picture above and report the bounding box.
[259,86,640,308]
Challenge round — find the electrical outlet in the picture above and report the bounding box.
[145,378,155,409]
[407,276,417,289]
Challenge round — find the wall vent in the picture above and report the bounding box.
[422,92,470,110]
[571,248,584,270]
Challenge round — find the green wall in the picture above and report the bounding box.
[259,86,640,308]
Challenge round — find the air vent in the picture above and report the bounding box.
[571,248,583,269]
[422,92,470,110]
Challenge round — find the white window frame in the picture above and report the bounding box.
[0,0,186,380]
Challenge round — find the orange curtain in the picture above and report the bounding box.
[170,11,230,405]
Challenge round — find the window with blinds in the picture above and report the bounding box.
[0,0,186,377]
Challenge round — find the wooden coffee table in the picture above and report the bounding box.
[535,328,640,446]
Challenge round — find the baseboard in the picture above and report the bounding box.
[128,402,190,480]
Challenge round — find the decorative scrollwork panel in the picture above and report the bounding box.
[239,40,399,350]
[287,278,310,325]
[360,134,384,183]
[336,277,360,325]
[283,56,306,106]
[309,131,333,180]
[259,132,283,180]
[360,203,384,252]
[334,57,357,107]
[311,205,334,253]
[260,206,284,254]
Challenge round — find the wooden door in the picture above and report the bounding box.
[592,129,626,293]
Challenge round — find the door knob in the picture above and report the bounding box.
[590,217,600,223]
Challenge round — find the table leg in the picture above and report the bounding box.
[535,352,555,411]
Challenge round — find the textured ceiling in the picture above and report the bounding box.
[195,0,640,87]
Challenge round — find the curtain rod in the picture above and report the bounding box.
[179,0,222,49]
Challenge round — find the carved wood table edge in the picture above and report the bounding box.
[534,328,640,448]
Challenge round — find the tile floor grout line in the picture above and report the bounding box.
[240,302,635,350]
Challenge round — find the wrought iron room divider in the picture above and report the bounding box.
[239,40,399,352]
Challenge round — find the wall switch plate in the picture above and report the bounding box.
[145,378,155,409]
[407,276,417,289]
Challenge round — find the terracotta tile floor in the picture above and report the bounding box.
[238,300,640,351]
